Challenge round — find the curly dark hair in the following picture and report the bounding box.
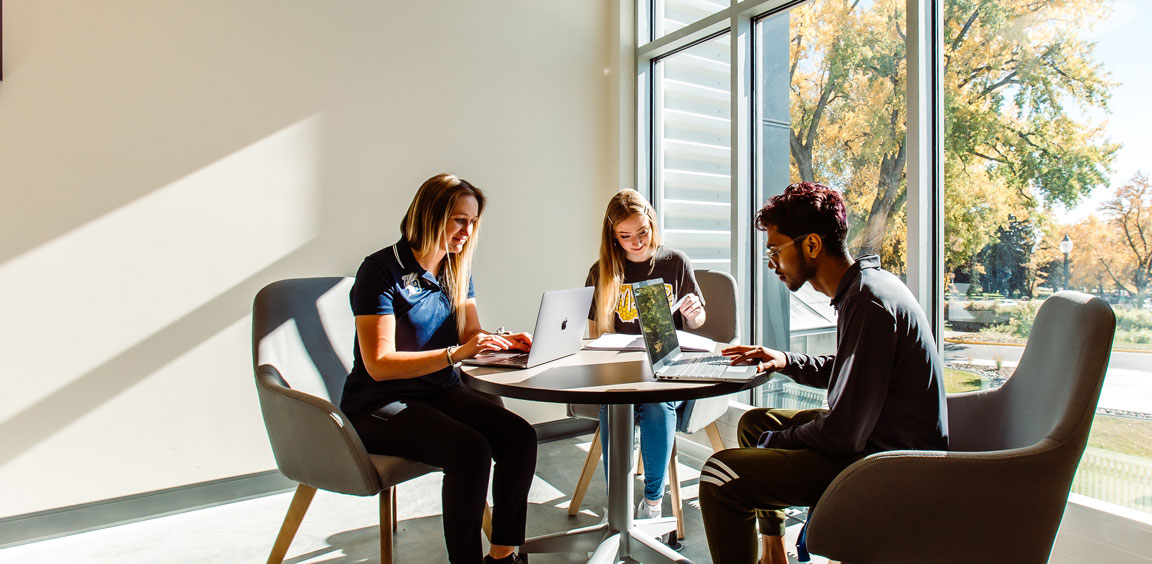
[755,182,848,257]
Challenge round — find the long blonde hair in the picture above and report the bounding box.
[594,189,663,335]
[400,173,485,335]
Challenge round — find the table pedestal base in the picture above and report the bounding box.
[520,404,697,563]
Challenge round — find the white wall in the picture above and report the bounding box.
[0,1,628,518]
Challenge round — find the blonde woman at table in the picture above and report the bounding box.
[584,189,707,520]
[341,173,535,564]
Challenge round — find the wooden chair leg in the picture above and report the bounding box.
[668,441,685,539]
[267,484,317,564]
[390,488,398,532]
[379,488,394,564]
[483,502,494,540]
[705,421,726,452]
[569,426,602,516]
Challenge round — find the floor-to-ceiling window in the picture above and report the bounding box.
[638,0,1152,522]
[942,0,1152,515]
[654,35,733,275]
[753,0,909,409]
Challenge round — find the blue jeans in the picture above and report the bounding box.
[599,401,682,501]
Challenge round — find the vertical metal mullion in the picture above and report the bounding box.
[929,0,944,340]
[731,9,753,345]
[651,59,665,220]
[905,0,944,340]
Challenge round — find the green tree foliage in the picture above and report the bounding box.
[971,215,1036,297]
[789,0,1118,275]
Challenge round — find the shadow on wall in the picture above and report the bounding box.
[0,0,608,516]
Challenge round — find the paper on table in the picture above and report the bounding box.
[583,333,644,350]
[584,331,715,352]
[674,330,716,352]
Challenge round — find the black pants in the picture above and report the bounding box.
[349,385,538,564]
[699,409,860,564]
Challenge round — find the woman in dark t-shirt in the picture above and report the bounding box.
[585,189,707,520]
[342,173,534,564]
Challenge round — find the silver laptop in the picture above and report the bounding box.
[462,286,594,369]
[632,278,758,382]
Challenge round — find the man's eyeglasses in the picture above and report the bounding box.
[765,234,811,268]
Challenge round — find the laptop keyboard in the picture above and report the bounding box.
[660,355,733,378]
[478,352,530,365]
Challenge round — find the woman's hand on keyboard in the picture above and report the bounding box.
[720,345,786,373]
[459,332,515,359]
[504,332,533,352]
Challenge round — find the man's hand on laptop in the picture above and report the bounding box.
[720,345,786,373]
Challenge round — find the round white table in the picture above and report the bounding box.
[462,347,770,564]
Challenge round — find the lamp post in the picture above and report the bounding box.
[1059,234,1073,291]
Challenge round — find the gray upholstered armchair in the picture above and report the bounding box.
[806,291,1116,564]
[253,277,474,564]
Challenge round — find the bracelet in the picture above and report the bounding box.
[495,326,511,336]
[445,345,457,365]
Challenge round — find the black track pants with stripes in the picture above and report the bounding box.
[698,409,861,563]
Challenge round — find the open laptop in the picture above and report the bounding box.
[462,286,594,369]
[632,278,758,382]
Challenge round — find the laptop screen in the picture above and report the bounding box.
[631,278,681,369]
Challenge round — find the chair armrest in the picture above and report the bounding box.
[255,364,382,496]
[807,442,1071,564]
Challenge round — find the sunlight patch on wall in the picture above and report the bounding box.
[0,116,323,419]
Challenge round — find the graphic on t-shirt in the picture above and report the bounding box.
[616,283,673,323]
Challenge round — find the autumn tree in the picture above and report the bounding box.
[1101,171,1152,303]
[1064,214,1128,294]
[788,0,1118,273]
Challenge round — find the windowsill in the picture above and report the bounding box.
[1067,493,1152,528]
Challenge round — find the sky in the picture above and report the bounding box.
[1057,0,1152,224]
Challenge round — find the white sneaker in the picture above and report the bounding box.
[636,498,662,519]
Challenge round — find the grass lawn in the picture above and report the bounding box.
[1088,416,1152,459]
[944,368,985,394]
[945,368,1151,460]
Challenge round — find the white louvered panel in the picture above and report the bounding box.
[662,199,731,232]
[662,170,729,202]
[663,109,730,147]
[663,139,728,175]
[659,0,729,39]
[658,34,732,278]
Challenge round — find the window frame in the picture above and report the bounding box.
[639,0,944,350]
[633,0,1152,538]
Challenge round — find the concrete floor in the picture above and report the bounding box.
[0,434,823,564]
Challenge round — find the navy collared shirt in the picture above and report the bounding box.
[340,240,475,416]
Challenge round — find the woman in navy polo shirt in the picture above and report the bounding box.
[341,173,536,564]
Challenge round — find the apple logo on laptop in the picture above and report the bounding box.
[561,317,568,331]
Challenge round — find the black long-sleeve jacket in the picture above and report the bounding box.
[765,255,949,457]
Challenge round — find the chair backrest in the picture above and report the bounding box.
[690,269,740,345]
[252,277,383,495]
[252,277,357,404]
[678,269,742,434]
[948,291,1115,456]
[806,292,1116,564]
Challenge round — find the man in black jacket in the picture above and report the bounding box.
[701,182,949,564]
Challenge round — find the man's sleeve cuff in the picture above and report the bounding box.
[756,430,775,448]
